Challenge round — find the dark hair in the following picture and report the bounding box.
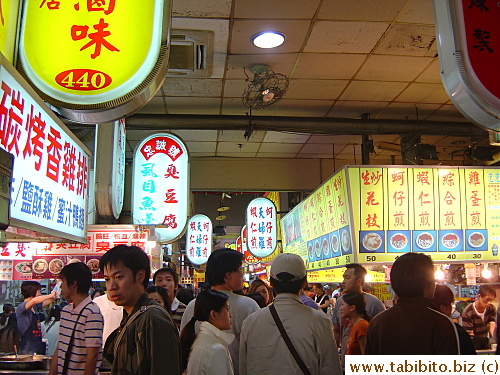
[246,293,266,308]
[0,304,14,326]
[176,287,195,306]
[391,253,434,298]
[198,282,211,292]
[346,264,367,280]
[91,288,105,299]
[146,286,171,311]
[343,291,370,321]
[433,285,454,308]
[180,290,229,371]
[21,281,42,299]
[313,283,324,290]
[270,275,306,295]
[478,284,496,298]
[152,267,179,286]
[100,245,150,289]
[60,262,92,295]
[206,248,243,286]
[46,305,62,323]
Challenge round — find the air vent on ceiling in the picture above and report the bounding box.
[168,29,214,78]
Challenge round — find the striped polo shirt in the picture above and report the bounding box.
[57,296,103,375]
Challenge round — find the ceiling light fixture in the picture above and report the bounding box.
[252,32,285,48]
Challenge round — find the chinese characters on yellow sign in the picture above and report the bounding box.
[281,166,500,271]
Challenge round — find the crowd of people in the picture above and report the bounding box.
[0,247,499,374]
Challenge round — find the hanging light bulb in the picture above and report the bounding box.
[482,267,492,279]
[435,269,445,280]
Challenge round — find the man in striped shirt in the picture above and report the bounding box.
[49,262,103,375]
[153,267,186,329]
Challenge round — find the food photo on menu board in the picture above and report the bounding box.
[31,255,103,279]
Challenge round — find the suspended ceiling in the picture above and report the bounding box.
[77,0,493,165]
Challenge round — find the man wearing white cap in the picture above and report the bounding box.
[239,253,342,375]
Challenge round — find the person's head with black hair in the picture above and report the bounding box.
[60,262,93,299]
[46,304,62,323]
[246,293,266,308]
[153,267,180,305]
[342,264,367,294]
[180,290,231,372]
[341,291,370,322]
[146,286,170,311]
[269,253,307,295]
[0,303,15,326]
[391,253,435,299]
[176,287,195,306]
[432,285,455,317]
[91,288,105,300]
[206,248,244,291]
[100,245,151,315]
[476,284,496,312]
[21,281,42,299]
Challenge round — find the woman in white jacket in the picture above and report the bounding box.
[180,289,233,375]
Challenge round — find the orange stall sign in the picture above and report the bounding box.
[17,0,171,124]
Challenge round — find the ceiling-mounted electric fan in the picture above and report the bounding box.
[242,64,289,110]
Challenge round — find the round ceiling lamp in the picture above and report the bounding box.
[252,32,285,49]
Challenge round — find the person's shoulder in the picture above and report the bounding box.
[364,293,383,303]
[232,293,260,309]
[461,303,473,315]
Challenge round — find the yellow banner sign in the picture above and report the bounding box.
[0,0,20,63]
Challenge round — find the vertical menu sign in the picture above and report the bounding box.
[186,214,212,266]
[246,197,277,258]
[132,133,189,243]
[0,56,90,243]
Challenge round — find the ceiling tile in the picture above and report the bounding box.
[292,53,367,79]
[296,153,334,159]
[218,130,265,142]
[374,24,437,57]
[169,130,218,142]
[259,143,304,153]
[135,97,167,114]
[356,55,433,82]
[371,135,401,143]
[221,98,252,115]
[319,0,406,21]
[125,129,156,142]
[216,152,256,158]
[190,153,217,157]
[256,153,299,158]
[267,99,333,117]
[305,21,390,53]
[395,83,450,104]
[185,142,217,153]
[300,143,336,154]
[424,104,469,122]
[340,81,408,101]
[415,59,441,83]
[263,132,310,143]
[172,0,232,18]
[230,20,310,54]
[225,54,298,79]
[217,142,261,153]
[376,103,441,120]
[327,101,389,118]
[162,78,223,97]
[396,0,435,24]
[286,79,348,100]
[234,0,320,19]
[224,79,251,98]
[165,97,222,114]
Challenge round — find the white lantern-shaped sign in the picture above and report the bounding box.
[245,197,277,258]
[132,133,189,243]
[186,214,212,265]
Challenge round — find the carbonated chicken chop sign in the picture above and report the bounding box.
[186,214,212,265]
[132,133,189,243]
[246,197,277,258]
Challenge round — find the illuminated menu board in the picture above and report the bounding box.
[281,169,354,271]
[281,166,500,270]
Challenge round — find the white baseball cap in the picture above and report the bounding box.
[270,253,306,282]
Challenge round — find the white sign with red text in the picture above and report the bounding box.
[0,55,90,242]
[132,133,189,243]
[246,197,277,258]
[186,214,212,265]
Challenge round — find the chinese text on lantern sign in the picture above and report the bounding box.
[186,214,212,265]
[0,64,88,239]
[133,134,189,242]
[246,197,277,258]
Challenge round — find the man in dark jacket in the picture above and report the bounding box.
[101,245,181,375]
[366,253,459,355]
